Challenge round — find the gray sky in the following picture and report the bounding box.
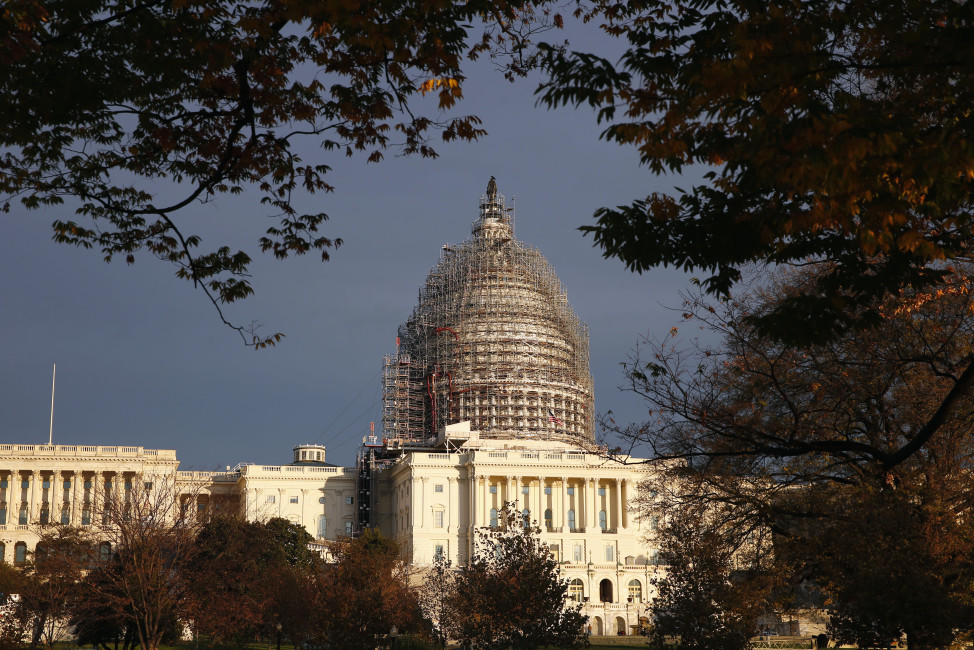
[0,33,701,470]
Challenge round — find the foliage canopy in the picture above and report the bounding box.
[539,0,974,342]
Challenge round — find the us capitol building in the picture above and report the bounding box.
[1,180,659,637]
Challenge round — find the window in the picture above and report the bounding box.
[650,550,661,565]
[63,479,71,490]
[18,506,27,526]
[99,542,112,563]
[434,484,444,493]
[0,479,6,490]
[21,480,28,490]
[521,486,530,495]
[40,508,49,525]
[650,516,660,531]
[489,508,498,528]
[0,507,5,525]
[522,508,531,528]
[605,545,614,562]
[82,509,91,526]
[568,579,584,601]
[489,485,497,494]
[345,496,354,505]
[143,482,152,491]
[434,544,444,561]
[14,542,27,566]
[628,580,643,603]
[345,521,353,535]
[544,508,553,529]
[61,508,70,525]
[317,515,327,538]
[573,544,583,563]
[544,486,552,495]
[84,480,92,491]
[289,496,299,504]
[599,510,607,530]
[598,487,606,497]
[433,510,444,528]
[42,479,50,490]
[568,509,576,530]
[318,497,326,504]
[266,495,276,504]
[0,542,4,563]
[567,486,575,496]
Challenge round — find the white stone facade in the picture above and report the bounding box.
[0,437,657,636]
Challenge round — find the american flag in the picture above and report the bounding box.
[548,409,564,426]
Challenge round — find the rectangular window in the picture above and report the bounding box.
[345,496,354,505]
[82,510,91,526]
[521,486,530,494]
[345,521,353,535]
[18,507,27,525]
[266,495,276,504]
[650,516,660,531]
[573,544,583,563]
[0,507,6,525]
[63,479,71,490]
[567,487,575,496]
[434,544,444,561]
[434,484,444,493]
[61,509,70,525]
[289,496,299,504]
[125,480,132,491]
[605,545,614,562]
[0,479,7,489]
[544,486,552,495]
[433,511,444,528]
[598,487,606,496]
[21,480,28,490]
[144,482,152,491]
[42,479,50,490]
[489,485,497,494]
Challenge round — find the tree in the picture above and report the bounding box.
[311,528,422,650]
[185,516,319,646]
[0,0,559,346]
[18,526,93,648]
[538,0,974,344]
[418,556,454,649]
[443,505,587,650]
[608,266,974,648]
[80,477,200,650]
[648,506,771,650]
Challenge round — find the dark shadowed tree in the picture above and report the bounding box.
[608,265,974,649]
[539,0,974,345]
[648,505,772,650]
[311,528,422,650]
[444,505,587,650]
[0,0,560,345]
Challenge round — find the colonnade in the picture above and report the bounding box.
[0,469,140,528]
[465,473,632,538]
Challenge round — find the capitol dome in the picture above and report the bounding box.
[382,179,594,444]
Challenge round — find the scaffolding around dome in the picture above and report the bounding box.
[382,181,595,446]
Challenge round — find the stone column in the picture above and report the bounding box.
[29,470,40,524]
[614,478,623,531]
[51,470,61,524]
[69,472,80,525]
[561,477,570,532]
[586,478,597,531]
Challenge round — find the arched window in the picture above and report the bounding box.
[317,515,327,538]
[628,579,643,603]
[522,508,531,529]
[568,578,584,601]
[599,510,607,530]
[599,578,613,603]
[14,542,27,566]
[567,509,576,531]
[544,508,553,530]
[489,508,498,528]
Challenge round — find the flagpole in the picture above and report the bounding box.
[49,363,55,446]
